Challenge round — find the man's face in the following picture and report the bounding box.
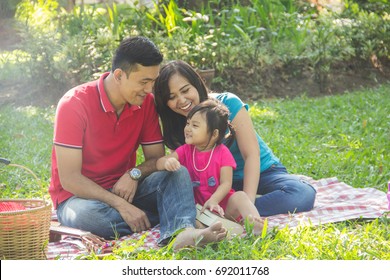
[119,64,160,106]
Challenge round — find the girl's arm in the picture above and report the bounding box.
[231,107,260,203]
[156,151,180,171]
[203,166,233,216]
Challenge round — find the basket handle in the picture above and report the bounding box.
[1,158,48,202]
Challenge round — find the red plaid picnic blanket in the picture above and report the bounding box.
[47,227,161,260]
[46,176,389,260]
[266,175,388,228]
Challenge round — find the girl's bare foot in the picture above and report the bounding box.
[246,215,264,235]
[173,221,227,251]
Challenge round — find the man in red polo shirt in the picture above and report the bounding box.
[49,36,226,250]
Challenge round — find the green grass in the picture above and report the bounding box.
[0,85,389,260]
[0,105,54,199]
[249,84,390,192]
[102,218,390,260]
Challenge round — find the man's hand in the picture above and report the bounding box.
[112,172,138,203]
[117,202,151,232]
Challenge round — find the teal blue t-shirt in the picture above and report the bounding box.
[213,92,279,180]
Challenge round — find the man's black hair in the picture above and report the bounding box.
[112,36,163,74]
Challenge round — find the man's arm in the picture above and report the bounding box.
[136,142,166,178]
[112,142,165,203]
[55,145,151,232]
[56,145,116,202]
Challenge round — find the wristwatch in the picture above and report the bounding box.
[128,168,142,181]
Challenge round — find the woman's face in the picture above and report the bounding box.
[166,73,200,117]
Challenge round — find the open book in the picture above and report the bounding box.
[195,203,244,235]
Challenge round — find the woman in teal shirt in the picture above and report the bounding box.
[154,60,316,216]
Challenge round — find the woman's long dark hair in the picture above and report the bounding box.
[154,60,209,150]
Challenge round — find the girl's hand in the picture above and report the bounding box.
[202,199,225,217]
[164,157,181,171]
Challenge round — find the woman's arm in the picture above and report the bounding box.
[231,107,260,203]
[113,143,165,202]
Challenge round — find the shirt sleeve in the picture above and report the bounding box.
[139,94,163,145]
[175,145,186,165]
[53,94,86,149]
[214,92,249,121]
[220,144,237,170]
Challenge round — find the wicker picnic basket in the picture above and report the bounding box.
[0,159,52,260]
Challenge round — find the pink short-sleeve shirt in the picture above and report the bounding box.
[176,144,236,210]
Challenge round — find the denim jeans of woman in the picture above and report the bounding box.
[232,163,316,216]
[57,167,196,243]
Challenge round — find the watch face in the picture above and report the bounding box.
[130,168,141,179]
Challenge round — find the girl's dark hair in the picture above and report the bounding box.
[187,98,235,149]
[112,36,163,75]
[154,60,209,150]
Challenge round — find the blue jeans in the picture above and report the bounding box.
[57,167,196,242]
[232,163,316,216]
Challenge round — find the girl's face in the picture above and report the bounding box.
[184,111,214,150]
[167,73,200,117]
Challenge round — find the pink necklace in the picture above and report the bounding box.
[192,144,216,172]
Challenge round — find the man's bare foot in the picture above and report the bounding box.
[173,221,227,251]
[195,219,207,229]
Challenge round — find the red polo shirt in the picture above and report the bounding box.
[49,72,163,208]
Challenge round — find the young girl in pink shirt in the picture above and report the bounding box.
[157,99,263,235]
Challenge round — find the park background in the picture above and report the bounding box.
[0,0,389,259]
